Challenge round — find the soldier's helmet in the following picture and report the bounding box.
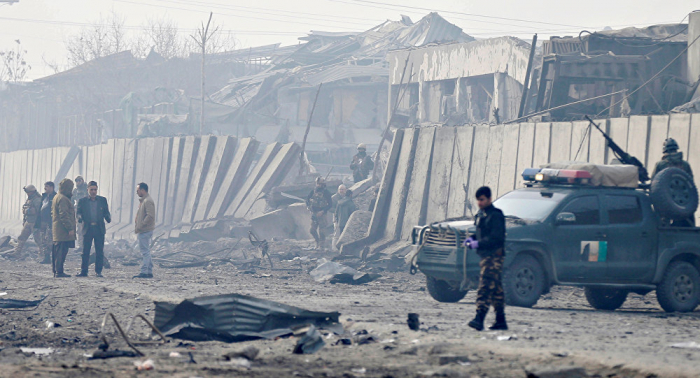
[357,143,367,151]
[315,176,326,186]
[663,138,679,154]
[23,185,37,193]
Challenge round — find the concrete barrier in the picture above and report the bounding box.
[606,118,629,164]
[193,136,237,223]
[588,119,609,165]
[532,122,551,167]
[446,126,474,218]
[206,138,259,220]
[647,115,669,170]
[498,123,520,197]
[550,122,572,164]
[225,142,281,218]
[466,125,489,210]
[182,135,217,224]
[172,136,200,225]
[515,123,535,188]
[483,126,504,196]
[401,127,435,240]
[163,137,184,226]
[425,127,456,223]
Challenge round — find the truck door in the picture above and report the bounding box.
[551,195,607,283]
[603,194,657,283]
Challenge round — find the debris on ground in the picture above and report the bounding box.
[293,325,326,355]
[20,347,53,356]
[309,259,380,285]
[89,349,139,359]
[407,313,420,331]
[154,293,342,343]
[134,359,155,371]
[670,341,700,349]
[223,346,260,361]
[526,366,588,378]
[0,296,46,309]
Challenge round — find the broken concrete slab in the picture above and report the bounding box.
[177,220,230,242]
[234,142,300,220]
[336,210,371,249]
[225,142,282,218]
[193,136,237,222]
[207,138,260,220]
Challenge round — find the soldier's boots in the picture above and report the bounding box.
[468,310,487,331]
[39,251,51,264]
[11,240,26,257]
[489,309,508,331]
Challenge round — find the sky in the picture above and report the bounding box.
[0,0,697,79]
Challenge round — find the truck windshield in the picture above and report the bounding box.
[494,190,567,221]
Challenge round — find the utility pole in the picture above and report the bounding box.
[191,12,217,135]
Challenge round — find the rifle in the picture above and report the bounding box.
[585,115,650,182]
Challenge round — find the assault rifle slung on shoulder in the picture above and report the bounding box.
[585,115,650,183]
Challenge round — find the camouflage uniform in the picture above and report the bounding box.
[350,152,374,183]
[12,190,43,256]
[473,204,506,317]
[476,248,505,313]
[38,191,56,263]
[306,185,333,247]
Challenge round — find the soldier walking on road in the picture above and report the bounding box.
[76,181,111,278]
[9,185,43,258]
[350,143,374,183]
[464,186,508,331]
[133,183,156,279]
[52,179,76,278]
[72,176,88,252]
[38,182,56,264]
[306,177,333,250]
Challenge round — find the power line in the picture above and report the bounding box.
[331,0,590,28]
[112,0,371,31]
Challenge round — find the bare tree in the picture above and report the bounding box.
[191,12,219,134]
[65,12,128,67]
[0,39,31,82]
[132,16,186,59]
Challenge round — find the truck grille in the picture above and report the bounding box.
[421,249,452,261]
[424,228,466,247]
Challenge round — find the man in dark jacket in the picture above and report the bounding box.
[464,186,507,331]
[52,178,76,278]
[76,181,111,277]
[38,182,57,264]
[306,176,333,249]
[350,143,374,183]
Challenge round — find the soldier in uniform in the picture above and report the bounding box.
[38,182,57,264]
[464,186,507,331]
[9,185,43,257]
[350,143,374,183]
[52,178,77,278]
[72,176,88,251]
[652,138,695,226]
[306,176,333,249]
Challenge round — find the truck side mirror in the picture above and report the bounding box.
[556,212,576,225]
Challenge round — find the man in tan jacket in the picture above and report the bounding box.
[52,179,77,278]
[134,182,156,279]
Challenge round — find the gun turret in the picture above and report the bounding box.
[585,115,650,182]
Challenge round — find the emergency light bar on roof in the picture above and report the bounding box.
[522,168,592,185]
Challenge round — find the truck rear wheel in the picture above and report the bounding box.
[426,276,467,303]
[584,287,627,310]
[656,261,700,313]
[504,254,545,308]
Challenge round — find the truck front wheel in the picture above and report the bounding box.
[584,288,627,310]
[426,276,468,303]
[504,254,545,308]
[656,261,700,313]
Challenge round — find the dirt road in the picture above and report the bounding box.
[1,249,699,378]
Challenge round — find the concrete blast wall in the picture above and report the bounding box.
[368,114,700,250]
[0,136,294,240]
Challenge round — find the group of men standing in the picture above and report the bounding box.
[11,176,157,279]
[305,143,371,250]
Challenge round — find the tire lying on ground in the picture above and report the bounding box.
[656,261,700,313]
[584,287,627,311]
[650,167,698,220]
[426,276,468,303]
[504,254,545,308]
